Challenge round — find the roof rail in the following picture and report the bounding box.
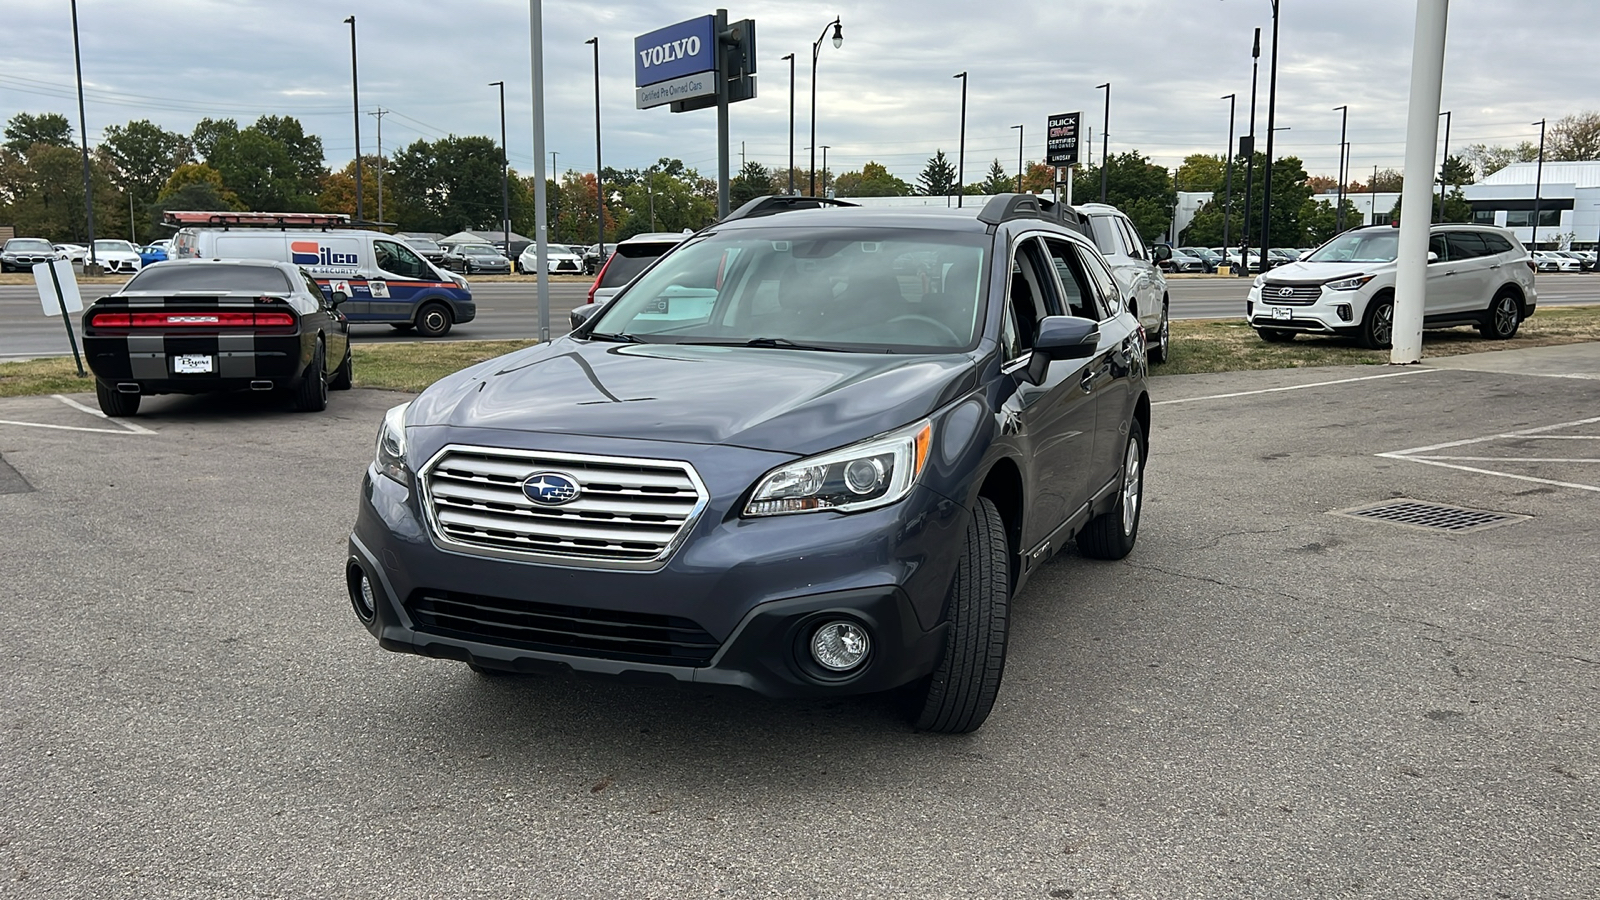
[976,192,1090,236]
[721,195,859,223]
[161,210,354,230]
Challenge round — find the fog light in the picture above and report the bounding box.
[810,620,871,672]
[348,566,377,623]
[1336,303,1353,322]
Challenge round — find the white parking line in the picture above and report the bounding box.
[0,419,154,435]
[1153,368,1435,406]
[52,394,156,434]
[1378,413,1600,494]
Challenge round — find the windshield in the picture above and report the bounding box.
[6,239,54,252]
[95,240,135,253]
[1304,231,1399,264]
[406,239,441,253]
[124,264,294,293]
[588,228,988,353]
[462,246,500,257]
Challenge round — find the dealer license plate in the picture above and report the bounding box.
[174,354,214,374]
[1271,306,1292,321]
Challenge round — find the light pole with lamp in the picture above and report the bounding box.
[1222,93,1236,258]
[1258,0,1281,273]
[821,146,831,196]
[1239,27,1260,275]
[1434,109,1451,223]
[343,15,363,223]
[1011,124,1024,193]
[782,52,796,194]
[585,37,604,253]
[70,0,97,272]
[809,16,843,196]
[490,81,509,256]
[954,72,967,206]
[1532,118,1546,249]
[1097,82,1110,202]
[1334,105,1348,232]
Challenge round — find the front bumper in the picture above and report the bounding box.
[346,435,968,697]
[1246,284,1360,334]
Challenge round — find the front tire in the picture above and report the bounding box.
[913,496,1011,735]
[1478,290,1522,340]
[1078,417,1146,560]
[1358,292,1394,350]
[414,302,453,338]
[291,341,328,412]
[95,380,140,417]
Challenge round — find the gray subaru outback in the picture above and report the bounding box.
[346,194,1152,733]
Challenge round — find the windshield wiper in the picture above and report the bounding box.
[741,337,839,351]
[586,331,643,343]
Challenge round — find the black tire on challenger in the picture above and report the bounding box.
[415,302,453,338]
[1478,289,1522,340]
[329,343,353,390]
[1359,292,1395,350]
[95,379,140,417]
[913,496,1011,734]
[1077,418,1147,561]
[291,340,328,412]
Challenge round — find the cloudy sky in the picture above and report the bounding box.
[3,0,1594,186]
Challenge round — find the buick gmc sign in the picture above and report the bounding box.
[635,15,716,109]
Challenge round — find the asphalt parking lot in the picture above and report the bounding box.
[2,345,1597,898]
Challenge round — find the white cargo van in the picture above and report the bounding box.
[166,211,475,337]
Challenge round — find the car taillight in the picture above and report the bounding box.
[1527,260,1538,273]
[588,253,614,303]
[91,310,295,328]
[90,312,130,327]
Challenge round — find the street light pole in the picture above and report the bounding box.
[1532,118,1546,249]
[782,53,795,194]
[69,0,97,268]
[1011,124,1024,193]
[585,37,603,250]
[368,108,387,224]
[344,15,363,223]
[490,81,509,255]
[1435,109,1452,223]
[954,72,967,207]
[821,145,831,196]
[1334,104,1348,232]
[809,16,843,197]
[1240,27,1261,275]
[1097,82,1111,203]
[1258,0,1281,272]
[1222,93,1236,257]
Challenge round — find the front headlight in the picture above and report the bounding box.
[1325,274,1374,291]
[1252,274,1265,288]
[744,419,933,517]
[375,402,412,486]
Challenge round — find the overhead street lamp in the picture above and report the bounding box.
[782,53,796,194]
[1532,118,1547,249]
[954,72,967,207]
[490,81,509,257]
[1258,0,1281,271]
[1239,27,1261,276]
[585,37,604,249]
[1097,82,1110,203]
[1334,105,1348,232]
[1011,124,1024,193]
[70,0,97,271]
[1222,94,1236,257]
[809,16,843,197]
[344,15,363,223]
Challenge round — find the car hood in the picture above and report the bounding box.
[408,338,979,456]
[1260,259,1386,283]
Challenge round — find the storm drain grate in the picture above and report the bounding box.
[1331,499,1529,533]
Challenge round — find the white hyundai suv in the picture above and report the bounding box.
[1246,224,1537,349]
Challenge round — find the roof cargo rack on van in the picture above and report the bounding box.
[161,211,353,230]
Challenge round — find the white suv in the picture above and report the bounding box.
[1246,224,1537,349]
[1076,203,1171,362]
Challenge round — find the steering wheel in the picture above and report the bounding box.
[887,314,961,344]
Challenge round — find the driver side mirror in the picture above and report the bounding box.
[1152,244,1173,262]
[330,291,349,307]
[570,303,600,329]
[1427,251,1440,263]
[1022,315,1099,385]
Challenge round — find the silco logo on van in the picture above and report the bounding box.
[638,35,702,70]
[291,241,359,266]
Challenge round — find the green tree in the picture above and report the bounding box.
[1072,151,1176,242]
[209,128,313,211]
[387,135,506,233]
[153,163,244,222]
[191,117,239,162]
[1460,141,1539,180]
[1549,111,1600,160]
[0,142,126,243]
[1440,153,1474,187]
[1440,188,1472,223]
[1174,153,1226,193]
[1369,168,1403,193]
[318,157,387,220]
[604,158,715,239]
[552,171,615,244]
[975,159,1013,195]
[4,112,72,154]
[100,119,192,240]
[1021,161,1057,194]
[917,150,958,196]
[730,159,773,207]
[833,161,911,197]
[1178,152,1315,246]
[247,115,325,190]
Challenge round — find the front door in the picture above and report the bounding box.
[371,239,436,322]
[1042,237,1131,501]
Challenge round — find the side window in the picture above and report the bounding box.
[1087,216,1122,256]
[1079,246,1123,317]
[1116,217,1146,260]
[1481,232,1515,255]
[1000,303,1024,364]
[1445,232,1488,260]
[1041,237,1106,320]
[375,240,427,279]
[301,271,326,298]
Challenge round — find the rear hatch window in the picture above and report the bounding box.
[599,241,679,288]
[124,265,294,293]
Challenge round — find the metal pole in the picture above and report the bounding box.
[1012,124,1024,193]
[1241,28,1260,275]
[344,16,363,224]
[715,9,730,219]
[809,17,842,197]
[1435,110,1451,223]
[529,0,549,341]
[954,72,967,207]
[70,0,97,269]
[369,108,387,224]
[1259,0,1280,272]
[783,53,795,194]
[821,146,830,196]
[1097,82,1110,203]
[491,81,509,253]
[1532,118,1546,250]
[47,262,86,377]
[1334,105,1348,232]
[129,193,136,243]
[585,37,603,250]
[1223,93,1236,258]
[1391,0,1450,365]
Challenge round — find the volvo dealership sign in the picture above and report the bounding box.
[635,16,717,109]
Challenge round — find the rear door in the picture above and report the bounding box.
[1442,231,1495,314]
[1423,231,1469,315]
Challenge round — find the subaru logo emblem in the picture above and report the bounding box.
[1278,287,1295,298]
[522,472,581,506]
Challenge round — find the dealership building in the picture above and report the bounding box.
[1459,160,1600,250]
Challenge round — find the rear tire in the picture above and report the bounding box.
[1257,327,1295,343]
[1478,290,1522,340]
[95,380,140,417]
[1078,418,1146,561]
[1148,300,1171,364]
[415,302,452,338]
[913,496,1011,735]
[329,344,353,390]
[291,341,328,412]
[1358,292,1394,350]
